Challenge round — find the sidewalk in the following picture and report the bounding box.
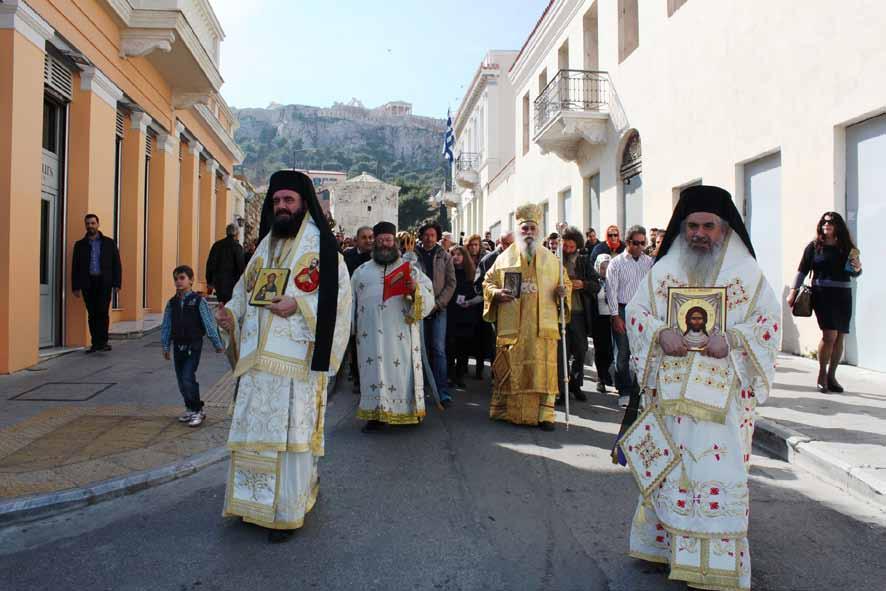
[0,331,234,522]
[753,354,886,507]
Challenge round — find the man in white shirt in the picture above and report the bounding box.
[606,225,654,406]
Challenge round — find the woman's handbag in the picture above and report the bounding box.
[792,285,813,317]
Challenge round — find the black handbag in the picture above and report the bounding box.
[792,285,813,317]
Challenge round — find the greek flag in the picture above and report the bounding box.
[443,109,454,163]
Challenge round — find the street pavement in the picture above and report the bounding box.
[1,367,885,591]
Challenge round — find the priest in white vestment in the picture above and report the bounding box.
[624,185,780,590]
[216,171,352,543]
[352,221,435,431]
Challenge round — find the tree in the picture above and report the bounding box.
[398,193,434,231]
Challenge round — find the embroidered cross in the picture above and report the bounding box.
[388,384,397,393]
[362,331,368,339]
[370,383,379,391]
[398,332,405,341]
[358,282,366,291]
[393,359,401,367]
[365,357,374,366]
[378,302,388,310]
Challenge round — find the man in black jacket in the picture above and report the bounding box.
[205,224,246,304]
[342,225,373,276]
[71,214,122,353]
[558,226,594,403]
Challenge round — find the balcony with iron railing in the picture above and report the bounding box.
[533,70,611,161]
[454,152,480,188]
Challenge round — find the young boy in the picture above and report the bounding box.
[160,265,225,427]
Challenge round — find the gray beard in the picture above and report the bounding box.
[677,238,723,285]
[517,236,536,260]
[372,245,400,265]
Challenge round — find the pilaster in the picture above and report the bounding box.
[117,111,150,321]
[147,126,181,311]
[178,140,202,281]
[198,158,218,289]
[0,5,51,372]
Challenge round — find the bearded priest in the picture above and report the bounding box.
[215,170,352,543]
[624,185,780,590]
[352,221,436,431]
[482,203,571,431]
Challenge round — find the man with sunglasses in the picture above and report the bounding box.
[589,224,626,269]
[605,225,654,407]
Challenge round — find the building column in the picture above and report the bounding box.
[0,1,54,372]
[198,158,218,291]
[178,140,202,279]
[216,173,233,240]
[147,127,181,311]
[117,111,150,321]
[65,67,123,347]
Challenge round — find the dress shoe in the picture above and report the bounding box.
[573,390,588,402]
[816,382,829,394]
[539,421,556,432]
[267,529,296,543]
[596,382,607,394]
[85,347,97,354]
[827,378,844,393]
[555,395,565,407]
[100,344,112,352]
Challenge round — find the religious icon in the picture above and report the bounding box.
[666,287,727,351]
[503,271,522,298]
[294,256,321,293]
[249,267,290,306]
[244,256,264,293]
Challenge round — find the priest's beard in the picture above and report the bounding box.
[676,234,725,286]
[372,244,400,265]
[271,209,306,238]
[517,235,537,260]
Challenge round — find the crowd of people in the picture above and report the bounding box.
[69,166,862,589]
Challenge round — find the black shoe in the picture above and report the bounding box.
[827,378,844,393]
[455,380,466,388]
[539,421,556,432]
[361,420,384,433]
[573,390,588,402]
[267,529,296,543]
[816,382,829,394]
[100,344,112,352]
[85,347,97,354]
[440,398,453,408]
[596,382,607,394]
[555,396,565,407]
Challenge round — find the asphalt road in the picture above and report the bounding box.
[2,371,885,591]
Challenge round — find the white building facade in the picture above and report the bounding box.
[449,50,518,241]
[450,0,886,369]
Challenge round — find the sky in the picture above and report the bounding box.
[211,0,550,117]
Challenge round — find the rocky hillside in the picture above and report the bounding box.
[233,101,448,190]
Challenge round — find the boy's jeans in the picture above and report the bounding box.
[173,341,204,413]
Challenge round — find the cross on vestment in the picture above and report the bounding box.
[366,357,374,366]
[393,359,401,367]
[397,332,405,341]
[388,384,397,393]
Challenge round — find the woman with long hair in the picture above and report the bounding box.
[446,244,483,387]
[787,212,862,392]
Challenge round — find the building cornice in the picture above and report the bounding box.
[80,66,124,108]
[508,0,583,90]
[455,66,498,137]
[194,102,245,164]
[0,0,55,50]
[130,110,152,132]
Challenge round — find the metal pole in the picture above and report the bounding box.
[557,222,570,429]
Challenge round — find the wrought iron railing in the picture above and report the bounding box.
[455,152,480,172]
[534,70,609,134]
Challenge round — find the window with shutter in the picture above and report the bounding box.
[43,54,73,102]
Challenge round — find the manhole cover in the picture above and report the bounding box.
[10,382,115,402]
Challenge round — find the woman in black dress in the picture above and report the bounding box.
[446,245,483,388]
[787,212,862,393]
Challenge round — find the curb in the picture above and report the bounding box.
[754,418,886,508]
[0,447,229,526]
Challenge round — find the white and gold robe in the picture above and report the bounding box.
[352,258,435,424]
[625,232,780,590]
[220,218,352,530]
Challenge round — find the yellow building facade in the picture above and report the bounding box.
[0,0,243,373]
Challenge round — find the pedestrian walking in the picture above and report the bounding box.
[589,224,625,268]
[71,214,122,353]
[588,253,614,392]
[557,226,592,403]
[416,221,456,405]
[205,223,245,304]
[447,245,483,388]
[583,227,599,255]
[787,211,862,392]
[160,265,225,427]
[606,225,654,407]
